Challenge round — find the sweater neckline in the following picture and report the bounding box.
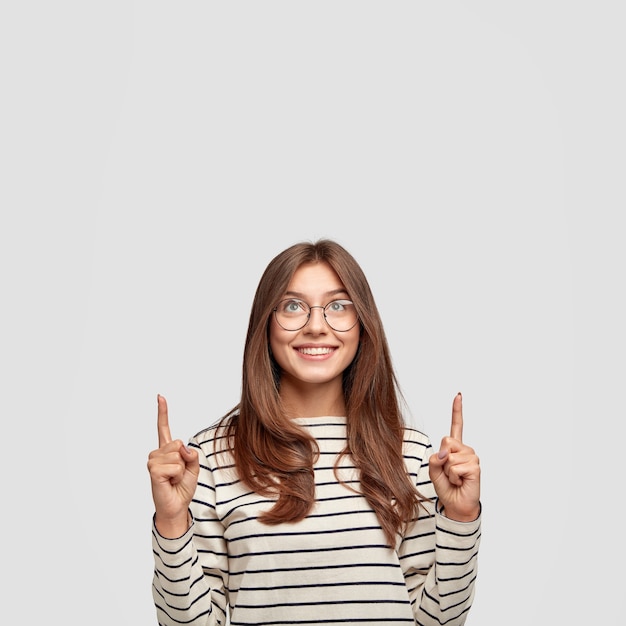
[292,415,347,425]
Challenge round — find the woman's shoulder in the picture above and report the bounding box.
[402,423,432,464]
[189,413,236,456]
[403,423,431,446]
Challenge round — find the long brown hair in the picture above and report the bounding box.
[219,239,426,548]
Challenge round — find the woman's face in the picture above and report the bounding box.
[269,261,360,391]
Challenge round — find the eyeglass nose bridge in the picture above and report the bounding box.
[304,304,328,326]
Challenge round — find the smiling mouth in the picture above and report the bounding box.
[297,347,335,355]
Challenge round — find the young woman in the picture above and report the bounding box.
[148,239,481,625]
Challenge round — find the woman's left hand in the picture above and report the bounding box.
[429,393,481,522]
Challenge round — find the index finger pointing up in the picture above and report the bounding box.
[157,394,172,447]
[450,392,463,441]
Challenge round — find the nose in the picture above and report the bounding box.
[305,305,327,333]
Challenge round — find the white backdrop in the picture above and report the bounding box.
[2,2,624,624]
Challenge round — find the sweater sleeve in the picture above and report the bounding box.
[151,441,229,626]
[398,436,481,625]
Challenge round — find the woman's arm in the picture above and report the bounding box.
[399,434,481,625]
[151,440,229,626]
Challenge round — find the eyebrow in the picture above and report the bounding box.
[284,288,350,300]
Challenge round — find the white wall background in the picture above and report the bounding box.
[2,1,624,623]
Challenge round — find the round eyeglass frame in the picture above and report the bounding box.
[272,298,359,332]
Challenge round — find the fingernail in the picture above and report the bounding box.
[438,450,448,460]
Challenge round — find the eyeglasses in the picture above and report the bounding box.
[273,298,359,332]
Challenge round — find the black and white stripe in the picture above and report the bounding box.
[152,417,480,625]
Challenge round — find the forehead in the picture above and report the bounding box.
[285,261,346,297]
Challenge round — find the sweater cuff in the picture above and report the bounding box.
[151,510,194,547]
[435,500,482,529]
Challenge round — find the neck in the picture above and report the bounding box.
[279,377,346,418]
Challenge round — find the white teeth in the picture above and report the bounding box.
[299,347,333,355]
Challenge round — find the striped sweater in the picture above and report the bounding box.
[151,416,481,625]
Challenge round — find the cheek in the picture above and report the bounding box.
[268,322,289,363]
[344,329,361,361]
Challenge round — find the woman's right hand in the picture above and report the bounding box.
[147,394,200,538]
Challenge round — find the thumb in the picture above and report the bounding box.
[180,444,200,474]
[428,449,447,476]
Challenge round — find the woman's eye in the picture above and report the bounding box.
[285,300,304,313]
